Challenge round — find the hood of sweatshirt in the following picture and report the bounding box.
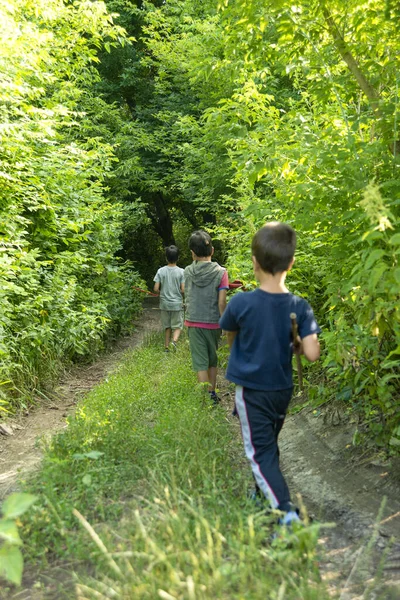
[185,261,223,288]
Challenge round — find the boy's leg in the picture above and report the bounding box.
[170,310,184,343]
[172,329,181,343]
[207,366,217,391]
[196,367,216,391]
[235,385,293,512]
[188,328,209,386]
[160,311,172,349]
[188,328,220,393]
[207,329,221,392]
[196,330,220,392]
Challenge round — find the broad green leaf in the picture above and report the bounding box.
[363,249,385,270]
[0,520,21,545]
[389,233,400,246]
[369,263,388,290]
[72,451,104,460]
[1,494,37,520]
[0,545,23,585]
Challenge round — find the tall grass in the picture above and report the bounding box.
[18,334,330,599]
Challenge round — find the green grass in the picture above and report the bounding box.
[13,334,331,599]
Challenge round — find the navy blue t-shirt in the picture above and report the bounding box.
[219,289,321,391]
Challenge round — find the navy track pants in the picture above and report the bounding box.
[235,385,293,512]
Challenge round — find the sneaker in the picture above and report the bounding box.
[278,510,301,527]
[209,391,221,405]
[170,341,177,351]
[164,347,169,353]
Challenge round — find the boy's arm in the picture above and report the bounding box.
[180,282,185,294]
[218,289,227,316]
[301,333,320,362]
[154,282,160,293]
[219,293,239,347]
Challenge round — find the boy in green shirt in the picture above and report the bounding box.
[153,245,185,352]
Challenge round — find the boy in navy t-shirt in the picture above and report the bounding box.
[219,222,320,525]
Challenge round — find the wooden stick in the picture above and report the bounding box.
[290,312,304,391]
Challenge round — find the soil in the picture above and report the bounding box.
[1,299,400,599]
[281,407,400,599]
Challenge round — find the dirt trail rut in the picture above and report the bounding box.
[0,297,160,500]
[281,407,400,598]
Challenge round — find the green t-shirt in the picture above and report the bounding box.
[154,265,184,311]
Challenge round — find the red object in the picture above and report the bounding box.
[133,281,243,295]
[132,286,159,297]
[228,279,244,290]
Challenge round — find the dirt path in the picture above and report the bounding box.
[0,297,160,500]
[1,302,400,598]
[281,407,400,598]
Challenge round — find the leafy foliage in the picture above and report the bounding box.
[0,0,143,408]
[1,0,399,443]
[96,0,400,448]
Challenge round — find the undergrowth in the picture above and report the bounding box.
[8,334,330,599]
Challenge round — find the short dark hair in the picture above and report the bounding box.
[251,222,296,274]
[189,230,213,257]
[165,245,179,263]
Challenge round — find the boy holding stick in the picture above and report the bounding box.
[219,222,320,525]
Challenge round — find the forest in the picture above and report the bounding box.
[1,0,399,452]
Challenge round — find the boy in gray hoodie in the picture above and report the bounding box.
[184,231,229,404]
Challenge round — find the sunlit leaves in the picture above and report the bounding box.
[0,0,142,407]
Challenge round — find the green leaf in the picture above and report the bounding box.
[82,474,92,486]
[0,544,23,585]
[369,263,388,290]
[73,451,104,460]
[0,520,21,545]
[84,451,104,459]
[389,233,400,246]
[1,494,37,520]
[386,345,400,359]
[363,249,385,270]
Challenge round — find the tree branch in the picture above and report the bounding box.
[322,8,397,154]
[322,8,380,114]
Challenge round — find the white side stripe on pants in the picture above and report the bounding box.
[235,385,279,508]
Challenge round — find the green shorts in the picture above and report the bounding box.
[160,309,184,330]
[188,327,221,372]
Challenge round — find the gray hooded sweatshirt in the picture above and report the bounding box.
[184,261,226,324]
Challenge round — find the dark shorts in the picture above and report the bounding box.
[187,327,221,371]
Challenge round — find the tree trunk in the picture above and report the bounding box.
[322,8,396,154]
[147,192,175,246]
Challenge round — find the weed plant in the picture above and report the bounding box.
[17,335,330,599]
